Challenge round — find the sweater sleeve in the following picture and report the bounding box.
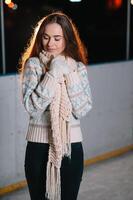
[22,57,57,118]
[65,62,92,119]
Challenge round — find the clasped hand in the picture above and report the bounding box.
[39,51,77,78]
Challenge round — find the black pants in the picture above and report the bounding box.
[24,142,84,200]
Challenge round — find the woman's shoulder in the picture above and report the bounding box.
[76,61,88,73]
[25,56,40,68]
[66,57,87,72]
[77,61,86,68]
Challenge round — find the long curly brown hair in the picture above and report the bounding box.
[19,11,88,73]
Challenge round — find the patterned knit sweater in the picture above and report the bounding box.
[22,57,92,143]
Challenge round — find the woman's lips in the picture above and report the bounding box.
[47,49,56,52]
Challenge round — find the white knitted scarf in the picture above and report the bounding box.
[45,75,72,200]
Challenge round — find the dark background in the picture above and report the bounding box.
[0,0,133,74]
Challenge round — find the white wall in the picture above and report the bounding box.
[0,61,133,187]
[81,61,133,159]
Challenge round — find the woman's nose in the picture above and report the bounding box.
[47,38,54,46]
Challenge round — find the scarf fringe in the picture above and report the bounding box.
[46,162,61,200]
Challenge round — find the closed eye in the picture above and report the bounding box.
[43,36,49,40]
[54,38,61,41]
[54,36,64,41]
[43,34,63,41]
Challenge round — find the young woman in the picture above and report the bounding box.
[20,11,92,200]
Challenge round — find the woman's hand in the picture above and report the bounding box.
[39,50,54,65]
[48,55,78,78]
[49,55,70,78]
[39,50,54,73]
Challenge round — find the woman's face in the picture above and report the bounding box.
[42,23,66,57]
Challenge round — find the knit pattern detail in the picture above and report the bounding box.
[22,57,57,118]
[65,64,92,118]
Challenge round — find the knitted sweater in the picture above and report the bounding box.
[22,57,92,143]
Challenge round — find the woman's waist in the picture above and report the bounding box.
[27,122,82,143]
[29,111,80,126]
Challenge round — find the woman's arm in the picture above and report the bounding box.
[65,62,92,119]
[22,57,57,118]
